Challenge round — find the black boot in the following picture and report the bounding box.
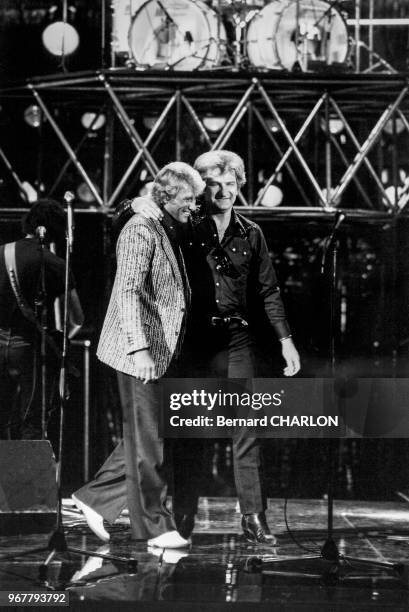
[174,513,195,539]
[241,512,277,545]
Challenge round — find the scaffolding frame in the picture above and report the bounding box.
[1,70,409,216]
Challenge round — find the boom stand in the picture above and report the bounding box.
[0,192,137,587]
[246,212,405,583]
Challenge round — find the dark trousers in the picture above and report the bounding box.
[181,325,266,514]
[0,328,56,439]
[118,372,174,539]
[75,370,202,538]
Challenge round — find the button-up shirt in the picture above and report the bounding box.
[182,209,290,339]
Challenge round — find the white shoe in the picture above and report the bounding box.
[71,544,110,581]
[147,530,190,549]
[71,494,110,542]
[148,546,189,564]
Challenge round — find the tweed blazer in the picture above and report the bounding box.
[97,215,190,378]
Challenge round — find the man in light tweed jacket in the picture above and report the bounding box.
[76,162,204,549]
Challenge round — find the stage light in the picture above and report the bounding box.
[202,115,227,133]
[81,112,106,131]
[329,118,344,134]
[321,117,344,134]
[142,116,159,130]
[42,21,79,56]
[21,181,38,202]
[24,105,43,128]
[260,185,283,207]
[77,182,96,203]
[265,118,280,133]
[383,118,405,135]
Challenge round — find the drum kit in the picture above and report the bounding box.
[112,0,350,71]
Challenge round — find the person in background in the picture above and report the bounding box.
[0,199,83,440]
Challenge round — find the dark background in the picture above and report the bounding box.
[1,0,409,502]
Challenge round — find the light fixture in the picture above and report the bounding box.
[21,181,38,202]
[383,118,405,135]
[260,185,284,207]
[77,182,96,204]
[24,105,43,128]
[264,118,281,133]
[329,118,344,134]
[202,115,227,133]
[81,112,106,131]
[320,117,344,135]
[42,21,79,56]
[142,115,159,130]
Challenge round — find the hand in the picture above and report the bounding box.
[131,196,163,221]
[131,349,157,383]
[280,338,301,377]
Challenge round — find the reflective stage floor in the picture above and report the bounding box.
[1,497,409,611]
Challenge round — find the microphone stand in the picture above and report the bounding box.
[34,227,48,439]
[246,211,405,584]
[319,211,345,562]
[0,193,137,587]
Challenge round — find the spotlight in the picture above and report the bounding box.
[384,185,396,205]
[383,118,405,135]
[81,112,106,131]
[77,182,96,203]
[202,115,227,133]
[328,118,344,134]
[259,185,283,207]
[264,118,280,133]
[21,181,38,202]
[320,117,344,134]
[24,105,43,128]
[42,21,79,56]
[142,116,159,130]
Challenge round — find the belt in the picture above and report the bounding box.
[210,316,248,327]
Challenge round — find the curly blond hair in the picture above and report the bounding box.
[152,162,205,207]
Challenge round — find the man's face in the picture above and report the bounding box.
[164,184,197,223]
[202,168,239,213]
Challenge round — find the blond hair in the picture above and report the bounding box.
[152,162,205,207]
[194,150,246,187]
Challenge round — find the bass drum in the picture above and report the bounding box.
[129,0,226,70]
[246,0,349,71]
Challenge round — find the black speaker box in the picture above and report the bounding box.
[0,440,57,535]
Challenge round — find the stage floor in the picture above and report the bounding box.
[1,498,409,611]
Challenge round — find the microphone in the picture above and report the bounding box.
[64,191,75,251]
[35,226,47,244]
[320,211,346,274]
[333,211,346,232]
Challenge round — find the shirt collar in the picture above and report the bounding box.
[231,209,247,235]
[196,208,250,241]
[224,209,250,239]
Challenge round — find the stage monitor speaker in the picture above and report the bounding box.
[0,440,57,535]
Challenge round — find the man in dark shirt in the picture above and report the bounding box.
[0,199,83,439]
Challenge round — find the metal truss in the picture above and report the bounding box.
[1,70,409,216]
